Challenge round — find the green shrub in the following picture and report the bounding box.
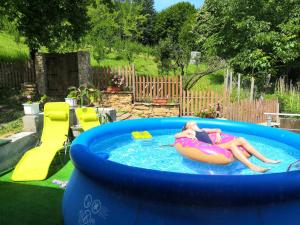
[276,92,300,114]
[275,80,300,114]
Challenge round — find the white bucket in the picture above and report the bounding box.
[23,103,40,115]
[65,98,77,107]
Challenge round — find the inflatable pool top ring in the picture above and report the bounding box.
[174,133,250,165]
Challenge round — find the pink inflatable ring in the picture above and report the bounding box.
[174,133,250,165]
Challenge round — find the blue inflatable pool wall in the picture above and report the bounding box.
[63,118,300,225]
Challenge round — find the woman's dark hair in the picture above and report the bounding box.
[182,123,188,131]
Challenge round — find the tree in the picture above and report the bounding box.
[115,0,147,42]
[87,0,120,53]
[178,13,198,75]
[155,2,196,43]
[195,0,300,84]
[133,0,156,45]
[155,37,173,75]
[7,0,90,58]
[93,39,107,65]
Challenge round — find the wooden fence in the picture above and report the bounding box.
[0,60,35,88]
[92,65,279,124]
[181,90,229,116]
[91,65,182,103]
[181,90,278,124]
[134,75,181,102]
[91,65,135,91]
[224,99,279,124]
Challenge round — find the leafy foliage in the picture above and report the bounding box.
[4,0,90,55]
[87,0,120,53]
[195,0,300,83]
[115,0,147,41]
[133,0,156,45]
[155,2,196,43]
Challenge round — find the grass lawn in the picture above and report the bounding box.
[191,69,225,92]
[0,89,24,138]
[0,32,29,61]
[0,160,74,225]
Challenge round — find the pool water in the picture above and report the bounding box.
[90,129,300,175]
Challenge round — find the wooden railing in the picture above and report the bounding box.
[134,75,182,103]
[0,60,35,88]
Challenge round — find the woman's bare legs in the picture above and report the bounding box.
[230,138,280,164]
[218,142,270,173]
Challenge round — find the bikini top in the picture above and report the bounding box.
[187,130,213,144]
[195,131,213,144]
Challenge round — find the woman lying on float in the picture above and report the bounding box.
[174,121,280,173]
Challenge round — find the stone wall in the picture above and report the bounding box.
[132,103,179,118]
[35,53,47,95]
[101,92,133,112]
[77,51,91,86]
[35,51,90,97]
[101,92,180,118]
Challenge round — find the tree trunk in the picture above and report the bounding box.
[30,49,37,61]
[181,65,185,76]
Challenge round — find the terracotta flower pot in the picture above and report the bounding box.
[153,98,168,105]
[107,86,121,93]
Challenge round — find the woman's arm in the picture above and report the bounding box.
[175,130,196,139]
[202,128,221,134]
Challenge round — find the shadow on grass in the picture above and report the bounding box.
[48,152,71,178]
[0,181,65,225]
[0,153,73,225]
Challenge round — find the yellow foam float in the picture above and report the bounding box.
[131,131,152,139]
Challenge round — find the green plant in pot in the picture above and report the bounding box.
[78,85,102,107]
[65,86,79,107]
[87,87,102,106]
[66,86,101,107]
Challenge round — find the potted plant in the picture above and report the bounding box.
[22,95,40,115]
[195,106,217,118]
[153,96,169,105]
[86,87,101,106]
[107,75,124,93]
[65,86,101,107]
[65,86,79,107]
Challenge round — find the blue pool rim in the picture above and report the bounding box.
[70,117,300,206]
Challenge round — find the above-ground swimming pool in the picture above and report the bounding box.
[63,118,300,225]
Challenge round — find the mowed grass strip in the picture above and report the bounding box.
[0,32,29,61]
[0,161,74,225]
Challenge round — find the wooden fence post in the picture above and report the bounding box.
[131,65,136,101]
[224,68,229,92]
[237,73,241,102]
[179,75,183,116]
[229,69,233,93]
[250,77,255,101]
